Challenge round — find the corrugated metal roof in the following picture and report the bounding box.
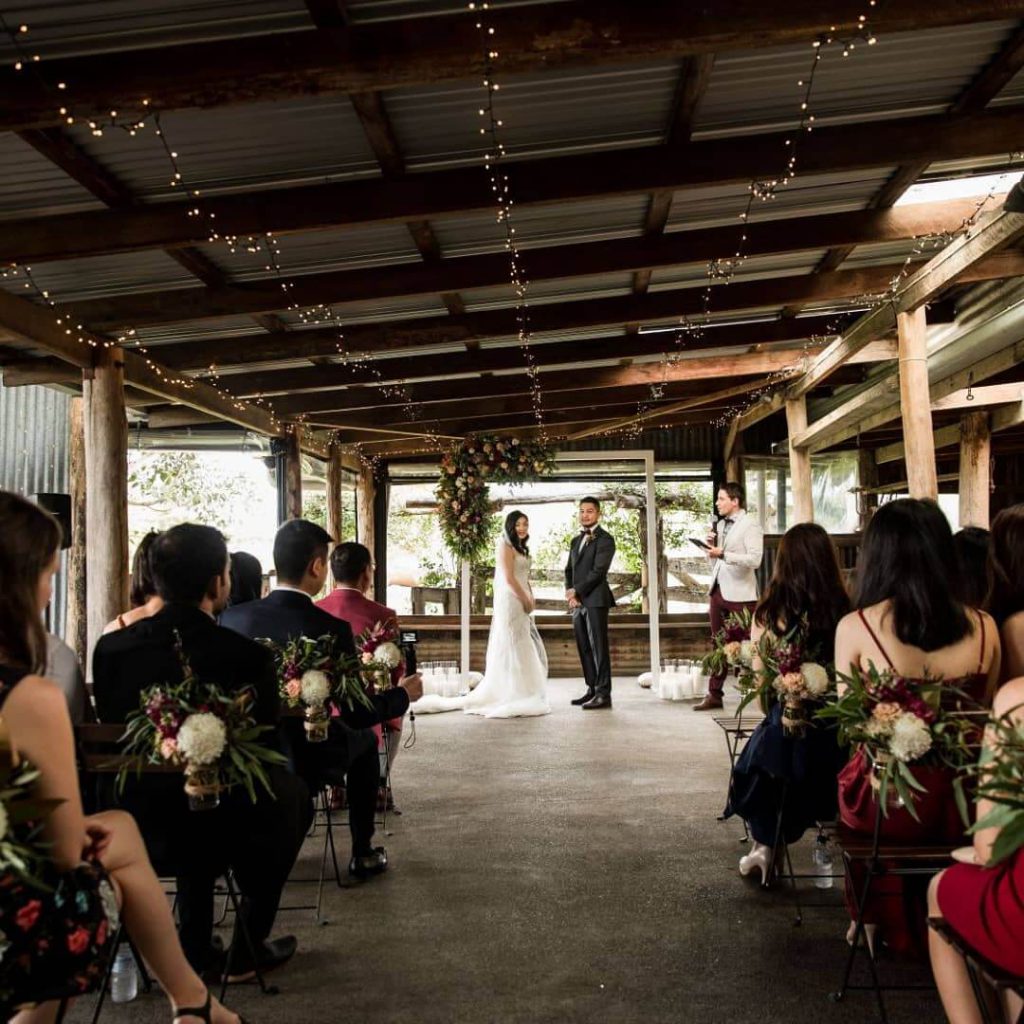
[64,97,382,202]
[346,0,566,23]
[0,0,311,60]
[462,271,633,312]
[650,250,826,290]
[0,133,106,219]
[388,61,678,170]
[693,21,1019,137]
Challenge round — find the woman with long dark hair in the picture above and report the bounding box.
[725,523,851,882]
[834,498,1000,954]
[103,530,163,634]
[459,509,551,718]
[0,492,245,1023]
[985,504,1024,679]
[228,551,264,607]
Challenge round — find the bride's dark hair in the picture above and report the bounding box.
[504,509,529,556]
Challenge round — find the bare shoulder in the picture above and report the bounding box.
[1001,609,1024,637]
[994,676,1024,718]
[4,673,68,721]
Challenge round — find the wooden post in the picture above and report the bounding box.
[897,306,938,500]
[356,462,375,557]
[857,447,879,531]
[326,442,344,589]
[725,430,743,483]
[65,396,87,668]
[786,396,814,523]
[284,426,302,521]
[959,411,992,528]
[84,347,128,671]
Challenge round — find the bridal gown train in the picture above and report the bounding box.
[462,539,551,719]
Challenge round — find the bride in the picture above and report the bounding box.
[461,510,551,719]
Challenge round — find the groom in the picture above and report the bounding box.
[565,497,616,710]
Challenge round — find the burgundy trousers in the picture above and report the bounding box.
[707,585,757,697]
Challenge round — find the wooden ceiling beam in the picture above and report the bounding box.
[3,2,1021,132]
[6,106,1024,268]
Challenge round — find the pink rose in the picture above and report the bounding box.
[160,737,178,760]
[285,679,302,699]
[361,651,373,664]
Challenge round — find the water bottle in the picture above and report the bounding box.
[110,948,138,1004]
[812,832,834,890]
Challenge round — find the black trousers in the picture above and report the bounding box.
[286,716,380,856]
[573,605,612,698]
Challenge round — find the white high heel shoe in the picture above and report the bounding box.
[739,843,772,884]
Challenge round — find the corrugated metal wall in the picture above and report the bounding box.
[560,425,724,463]
[0,381,71,635]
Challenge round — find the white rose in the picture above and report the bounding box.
[800,662,830,697]
[888,712,933,763]
[177,713,227,766]
[301,669,331,705]
[372,642,402,669]
[739,641,755,666]
[0,800,8,840]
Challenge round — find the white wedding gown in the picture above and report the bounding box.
[413,536,550,718]
[462,537,551,718]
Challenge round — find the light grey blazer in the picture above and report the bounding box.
[709,510,764,603]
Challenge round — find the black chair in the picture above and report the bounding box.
[74,724,279,1008]
[713,704,765,843]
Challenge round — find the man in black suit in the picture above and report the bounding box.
[220,519,422,877]
[564,497,617,710]
[92,524,311,981]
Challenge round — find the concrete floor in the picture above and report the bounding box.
[71,678,944,1024]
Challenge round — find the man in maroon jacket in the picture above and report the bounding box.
[317,542,406,804]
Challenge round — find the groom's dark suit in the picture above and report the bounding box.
[564,526,616,699]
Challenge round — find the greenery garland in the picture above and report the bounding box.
[436,435,556,561]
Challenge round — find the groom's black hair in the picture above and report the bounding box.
[331,541,372,585]
[579,497,601,512]
[504,509,529,556]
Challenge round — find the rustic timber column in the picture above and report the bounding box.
[958,411,992,528]
[326,442,344,587]
[66,396,88,668]
[356,462,375,557]
[857,447,879,531]
[725,431,743,483]
[785,396,814,523]
[284,426,302,521]
[897,307,938,500]
[84,346,128,670]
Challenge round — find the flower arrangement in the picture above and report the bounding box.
[740,626,833,733]
[436,435,556,561]
[356,619,403,693]
[701,609,755,691]
[816,663,974,819]
[0,757,61,888]
[261,633,373,741]
[957,703,1024,865]
[119,638,286,810]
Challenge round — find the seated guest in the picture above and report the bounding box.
[46,632,92,724]
[0,492,244,1024]
[986,505,1024,679]
[93,523,310,981]
[319,542,407,799]
[221,520,422,876]
[953,526,990,609]
[928,677,1024,1024]
[724,523,851,882]
[834,498,1001,954]
[229,551,264,607]
[103,530,163,634]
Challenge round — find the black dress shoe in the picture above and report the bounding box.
[224,935,297,983]
[349,846,388,878]
[571,690,595,706]
[581,694,612,710]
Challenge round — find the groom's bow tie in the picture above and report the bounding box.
[581,527,593,537]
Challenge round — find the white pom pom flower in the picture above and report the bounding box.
[372,642,402,669]
[738,640,755,666]
[300,669,331,706]
[801,662,830,697]
[177,713,227,766]
[889,712,933,763]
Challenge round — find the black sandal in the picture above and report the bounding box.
[172,989,249,1024]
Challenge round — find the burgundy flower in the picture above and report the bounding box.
[16,900,42,931]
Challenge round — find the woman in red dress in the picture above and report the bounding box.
[834,499,1000,955]
[928,676,1024,1024]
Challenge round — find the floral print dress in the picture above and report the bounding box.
[0,665,118,1015]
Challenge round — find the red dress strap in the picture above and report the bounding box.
[975,609,986,676]
[857,609,896,670]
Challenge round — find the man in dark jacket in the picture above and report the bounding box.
[220,519,422,876]
[93,523,311,981]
